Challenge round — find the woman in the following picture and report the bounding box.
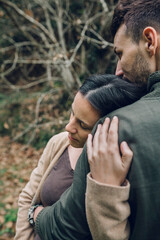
[14,74,145,240]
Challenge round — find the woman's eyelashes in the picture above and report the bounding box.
[79,121,92,131]
[71,107,92,131]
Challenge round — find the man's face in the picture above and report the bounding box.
[114,24,151,85]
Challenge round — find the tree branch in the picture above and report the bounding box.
[0,0,57,44]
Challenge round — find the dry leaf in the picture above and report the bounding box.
[0,215,5,224]
[5,221,13,228]
[3,123,9,129]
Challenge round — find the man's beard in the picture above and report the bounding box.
[128,52,151,86]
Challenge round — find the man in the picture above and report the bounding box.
[35,0,160,239]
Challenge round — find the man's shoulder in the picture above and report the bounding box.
[100,96,160,141]
[108,95,160,122]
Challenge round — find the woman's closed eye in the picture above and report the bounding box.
[79,121,92,131]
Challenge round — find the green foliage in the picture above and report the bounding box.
[30,129,54,149]
[5,208,18,223]
[0,228,13,236]
[19,178,24,183]
[0,180,3,186]
[0,207,18,236]
[0,86,72,149]
[0,168,7,177]
[0,93,25,136]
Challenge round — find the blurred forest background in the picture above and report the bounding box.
[0,0,118,238]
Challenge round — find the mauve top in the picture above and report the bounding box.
[34,148,74,240]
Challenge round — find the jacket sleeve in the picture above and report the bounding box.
[86,173,130,240]
[14,136,56,240]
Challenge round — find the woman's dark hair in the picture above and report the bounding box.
[79,74,146,117]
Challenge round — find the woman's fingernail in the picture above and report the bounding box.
[105,117,110,122]
[121,141,128,149]
[113,116,118,121]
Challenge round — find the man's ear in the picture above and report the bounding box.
[143,27,158,56]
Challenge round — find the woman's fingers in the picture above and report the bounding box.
[99,118,110,146]
[92,124,102,153]
[106,116,120,161]
[120,141,133,172]
[87,116,133,185]
[108,116,119,146]
[87,134,93,163]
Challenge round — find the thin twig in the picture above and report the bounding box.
[0,0,57,44]
[99,0,109,13]
[66,11,106,67]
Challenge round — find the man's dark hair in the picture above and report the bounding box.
[79,74,146,117]
[111,0,160,43]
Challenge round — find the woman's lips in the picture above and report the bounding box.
[68,135,78,142]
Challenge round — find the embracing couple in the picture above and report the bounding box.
[15,0,160,239]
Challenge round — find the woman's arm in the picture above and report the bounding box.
[86,116,132,240]
[14,154,44,240]
[14,135,57,240]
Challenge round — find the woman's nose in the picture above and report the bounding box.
[115,60,124,77]
[65,118,77,133]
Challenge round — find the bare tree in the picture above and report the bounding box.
[0,0,115,90]
[0,0,117,145]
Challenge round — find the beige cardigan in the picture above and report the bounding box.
[14,132,69,240]
[15,131,130,240]
[86,174,130,240]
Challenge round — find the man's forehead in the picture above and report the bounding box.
[114,24,129,47]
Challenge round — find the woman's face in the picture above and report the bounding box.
[65,92,100,148]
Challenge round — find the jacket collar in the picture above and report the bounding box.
[147,71,160,92]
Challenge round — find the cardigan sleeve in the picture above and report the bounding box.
[86,173,130,240]
[14,135,58,240]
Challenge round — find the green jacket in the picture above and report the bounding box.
[35,71,160,240]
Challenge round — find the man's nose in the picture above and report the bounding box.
[115,60,124,76]
[65,118,77,134]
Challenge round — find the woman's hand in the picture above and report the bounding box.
[87,116,133,186]
[34,206,44,222]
